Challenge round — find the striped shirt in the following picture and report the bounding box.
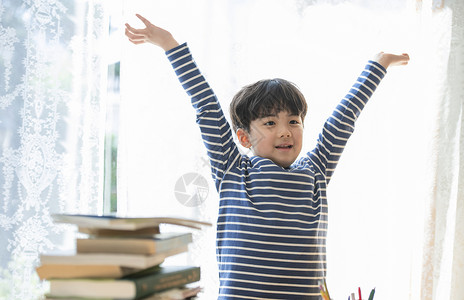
[166,43,386,299]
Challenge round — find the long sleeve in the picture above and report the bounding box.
[166,43,241,190]
[307,60,387,183]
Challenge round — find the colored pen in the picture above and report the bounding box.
[351,292,356,300]
[358,287,362,300]
[323,279,331,300]
[368,288,376,300]
[319,284,328,300]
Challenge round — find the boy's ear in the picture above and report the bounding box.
[236,128,252,148]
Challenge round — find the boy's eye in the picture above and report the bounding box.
[264,121,275,126]
[290,120,300,125]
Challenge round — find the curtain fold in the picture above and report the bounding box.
[0,1,106,298]
[420,1,464,299]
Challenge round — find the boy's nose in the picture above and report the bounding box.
[279,126,291,138]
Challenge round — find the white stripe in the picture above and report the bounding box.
[367,62,386,76]
[174,61,193,72]
[192,94,215,106]
[326,120,352,138]
[217,213,328,226]
[209,156,227,166]
[219,269,325,280]
[181,73,202,85]
[217,245,326,256]
[218,229,326,240]
[344,93,364,110]
[201,130,229,139]
[334,107,356,123]
[166,45,187,58]
[191,87,211,98]
[217,221,327,232]
[170,53,190,64]
[352,84,370,100]
[307,152,326,172]
[219,191,324,203]
[201,114,225,122]
[203,134,233,147]
[200,122,227,131]
[208,146,231,157]
[218,205,326,218]
[222,184,310,194]
[217,293,274,300]
[185,80,206,92]
[177,66,198,78]
[224,152,242,176]
[356,79,374,95]
[330,114,355,131]
[321,127,347,147]
[359,75,379,88]
[218,260,325,272]
[222,178,314,188]
[220,199,324,210]
[240,170,315,180]
[222,277,320,288]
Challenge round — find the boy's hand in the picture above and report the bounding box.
[373,52,410,69]
[125,14,179,51]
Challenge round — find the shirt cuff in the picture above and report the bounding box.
[165,42,187,55]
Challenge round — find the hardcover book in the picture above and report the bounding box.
[47,266,201,299]
[39,245,188,270]
[76,232,192,255]
[52,214,211,231]
[36,264,141,280]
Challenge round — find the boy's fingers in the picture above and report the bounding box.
[136,14,151,26]
[128,38,145,45]
[125,28,145,40]
[125,23,144,34]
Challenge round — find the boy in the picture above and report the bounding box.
[125,14,409,299]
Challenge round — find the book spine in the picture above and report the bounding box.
[134,267,200,298]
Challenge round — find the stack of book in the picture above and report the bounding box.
[36,214,211,300]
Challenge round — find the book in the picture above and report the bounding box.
[52,214,211,231]
[79,226,160,237]
[40,245,188,270]
[141,286,201,299]
[44,286,201,299]
[77,232,193,255]
[47,266,201,299]
[36,264,144,280]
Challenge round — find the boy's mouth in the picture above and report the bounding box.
[275,144,293,149]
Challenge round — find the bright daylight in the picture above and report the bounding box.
[1,0,463,299]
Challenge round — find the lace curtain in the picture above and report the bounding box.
[0,0,106,299]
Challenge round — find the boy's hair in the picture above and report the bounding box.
[229,78,308,133]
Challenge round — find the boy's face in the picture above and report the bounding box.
[239,110,304,168]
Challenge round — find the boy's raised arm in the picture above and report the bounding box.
[308,51,409,183]
[125,15,240,191]
[125,14,179,51]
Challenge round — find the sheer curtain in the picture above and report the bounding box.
[419,0,464,299]
[0,0,107,299]
[117,0,463,299]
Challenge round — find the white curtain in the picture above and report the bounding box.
[420,0,464,299]
[0,0,107,298]
[119,1,463,299]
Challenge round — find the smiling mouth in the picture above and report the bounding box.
[275,145,293,149]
